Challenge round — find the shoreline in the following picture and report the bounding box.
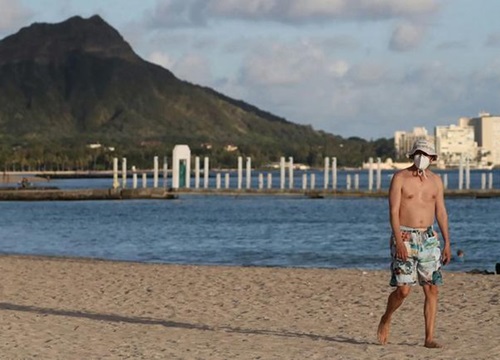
[1,254,498,359]
[1,252,496,275]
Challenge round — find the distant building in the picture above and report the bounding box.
[87,143,114,152]
[264,162,310,170]
[435,121,478,167]
[394,127,434,159]
[461,112,500,166]
[224,144,238,152]
[394,114,499,168]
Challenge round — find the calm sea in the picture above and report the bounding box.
[1,170,499,274]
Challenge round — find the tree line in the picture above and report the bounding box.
[0,137,396,172]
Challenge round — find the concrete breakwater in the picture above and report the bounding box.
[1,187,500,201]
[173,188,500,198]
[0,188,178,201]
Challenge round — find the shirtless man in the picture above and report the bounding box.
[377,139,451,348]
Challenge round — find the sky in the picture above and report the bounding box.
[1,0,500,140]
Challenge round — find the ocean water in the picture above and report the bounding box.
[0,190,498,273]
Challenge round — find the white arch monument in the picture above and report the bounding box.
[172,145,191,189]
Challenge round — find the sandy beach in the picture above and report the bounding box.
[0,255,498,359]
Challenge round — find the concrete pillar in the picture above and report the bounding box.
[132,166,137,189]
[354,173,359,190]
[465,156,470,190]
[332,157,337,190]
[368,157,373,191]
[195,156,200,189]
[203,157,209,189]
[488,173,493,190]
[346,174,351,190]
[288,157,294,189]
[246,157,251,189]
[310,173,316,189]
[324,157,329,189]
[163,156,168,189]
[225,173,230,189]
[142,173,147,188]
[302,173,307,190]
[267,173,272,189]
[238,156,243,190]
[280,157,285,190]
[258,173,264,189]
[481,173,486,190]
[458,155,464,190]
[216,173,221,189]
[112,157,119,189]
[443,174,448,189]
[153,156,159,188]
[376,157,382,191]
[122,157,127,189]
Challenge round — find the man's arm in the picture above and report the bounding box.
[435,176,451,265]
[389,172,407,261]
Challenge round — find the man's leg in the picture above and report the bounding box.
[377,285,411,345]
[422,284,442,348]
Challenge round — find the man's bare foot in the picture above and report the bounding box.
[424,340,443,348]
[377,315,390,345]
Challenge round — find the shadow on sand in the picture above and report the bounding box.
[0,302,374,346]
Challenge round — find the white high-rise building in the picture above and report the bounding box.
[461,112,500,166]
[394,127,434,159]
[435,122,478,167]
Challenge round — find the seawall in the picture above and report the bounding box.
[0,188,178,201]
[3,187,499,201]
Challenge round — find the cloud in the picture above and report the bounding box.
[0,0,33,34]
[215,48,500,138]
[485,33,500,47]
[210,0,439,22]
[223,41,400,136]
[145,0,208,28]
[328,60,350,78]
[145,0,439,28]
[168,53,213,85]
[239,41,350,86]
[317,36,359,51]
[215,35,500,138]
[148,51,175,69]
[240,50,304,86]
[346,63,388,85]
[435,40,467,51]
[389,22,426,51]
[219,39,453,138]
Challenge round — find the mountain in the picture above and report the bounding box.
[0,15,392,169]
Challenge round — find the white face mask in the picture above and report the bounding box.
[414,154,430,170]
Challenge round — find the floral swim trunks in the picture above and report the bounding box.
[390,225,443,287]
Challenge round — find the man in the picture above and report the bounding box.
[377,139,451,348]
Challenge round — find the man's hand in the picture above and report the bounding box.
[441,244,451,265]
[395,241,408,261]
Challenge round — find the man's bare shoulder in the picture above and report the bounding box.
[426,170,444,184]
[392,167,413,179]
[389,168,413,189]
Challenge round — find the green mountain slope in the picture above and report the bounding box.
[0,15,393,170]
